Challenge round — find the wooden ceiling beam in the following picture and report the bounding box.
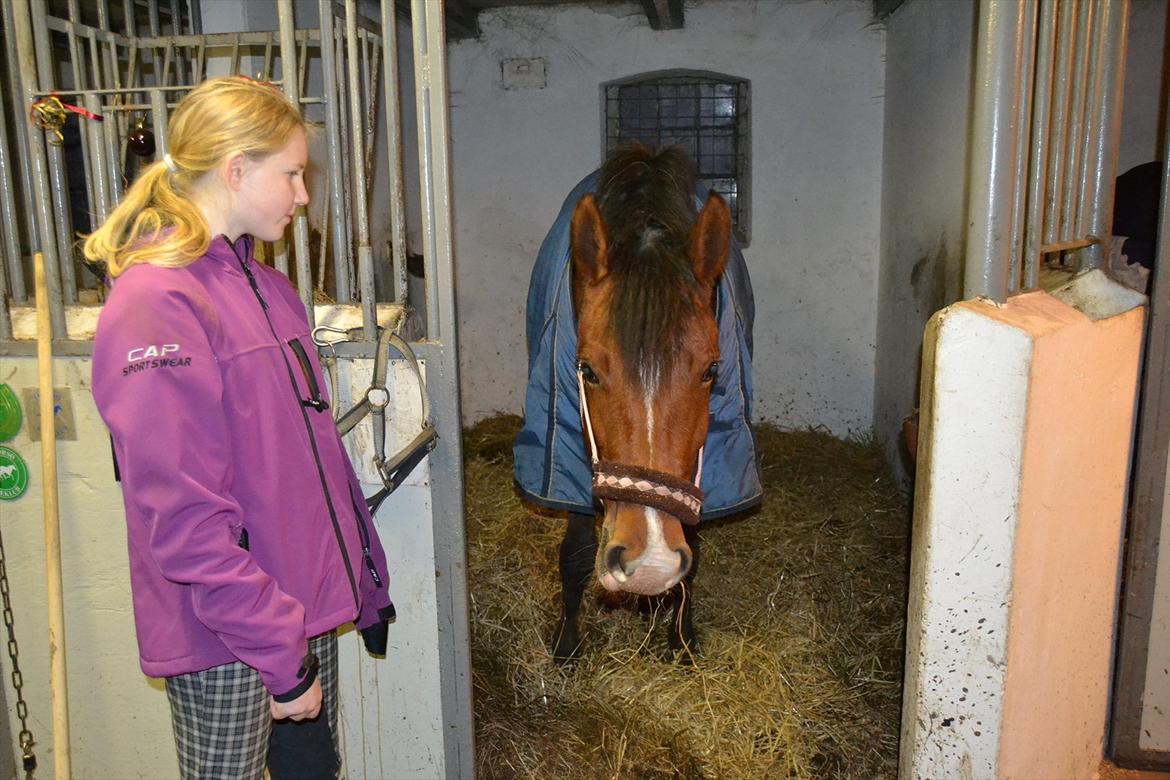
[640,0,684,31]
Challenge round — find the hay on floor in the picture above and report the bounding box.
[464,415,909,779]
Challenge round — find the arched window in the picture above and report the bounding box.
[604,71,751,245]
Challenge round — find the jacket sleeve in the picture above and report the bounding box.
[92,274,309,696]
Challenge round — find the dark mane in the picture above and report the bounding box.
[596,144,701,386]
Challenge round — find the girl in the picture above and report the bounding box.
[87,77,394,779]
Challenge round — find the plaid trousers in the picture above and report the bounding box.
[164,631,340,780]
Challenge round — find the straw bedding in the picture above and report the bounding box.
[464,415,910,779]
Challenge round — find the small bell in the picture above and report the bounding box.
[127,116,155,158]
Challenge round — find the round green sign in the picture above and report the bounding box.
[0,445,29,501]
[0,384,21,442]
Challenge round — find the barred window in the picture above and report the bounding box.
[604,72,751,245]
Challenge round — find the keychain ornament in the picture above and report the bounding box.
[127,115,155,157]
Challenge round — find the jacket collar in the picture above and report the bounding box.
[207,233,255,270]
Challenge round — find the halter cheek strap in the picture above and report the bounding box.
[577,368,705,525]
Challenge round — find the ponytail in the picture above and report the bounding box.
[83,159,211,277]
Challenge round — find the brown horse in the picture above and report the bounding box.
[553,145,732,661]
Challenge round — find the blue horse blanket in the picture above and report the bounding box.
[513,171,763,520]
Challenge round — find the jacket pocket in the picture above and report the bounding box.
[287,337,329,413]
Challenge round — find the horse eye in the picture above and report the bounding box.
[578,361,600,385]
[701,361,719,384]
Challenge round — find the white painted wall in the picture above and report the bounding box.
[874,0,975,484]
[1119,0,1169,175]
[447,0,886,434]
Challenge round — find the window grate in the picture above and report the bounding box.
[604,74,750,244]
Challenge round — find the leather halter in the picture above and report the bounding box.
[577,367,704,525]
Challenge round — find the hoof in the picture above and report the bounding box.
[551,621,582,665]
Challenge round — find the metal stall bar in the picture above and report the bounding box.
[1023,0,1057,290]
[0,98,18,338]
[380,0,409,306]
[1,0,38,294]
[965,0,1030,301]
[12,0,67,337]
[1043,0,1077,248]
[345,0,376,339]
[333,22,355,290]
[150,88,169,157]
[84,92,112,228]
[30,0,79,303]
[1007,0,1038,293]
[1059,0,1093,254]
[1080,0,1128,269]
[318,0,352,303]
[410,3,473,775]
[66,0,100,229]
[277,0,314,316]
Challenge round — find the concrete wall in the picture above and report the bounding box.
[900,271,1146,779]
[875,0,975,483]
[447,0,886,435]
[1141,449,1170,752]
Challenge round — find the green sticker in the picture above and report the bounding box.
[0,384,21,442]
[0,446,29,501]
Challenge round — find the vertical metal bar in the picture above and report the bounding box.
[381,0,409,306]
[0,82,27,303]
[965,0,1027,301]
[1082,0,1129,269]
[263,31,274,79]
[334,24,354,286]
[1044,0,1076,245]
[1023,0,1058,290]
[1007,0,1038,293]
[85,93,111,228]
[188,0,202,35]
[1060,0,1093,247]
[277,0,314,317]
[67,0,99,224]
[297,32,310,99]
[345,0,376,339]
[230,32,241,75]
[30,0,78,303]
[0,98,16,336]
[1076,0,1107,240]
[1,0,39,255]
[150,88,169,158]
[318,0,351,302]
[122,0,136,37]
[13,0,66,336]
[410,3,473,776]
[96,0,109,29]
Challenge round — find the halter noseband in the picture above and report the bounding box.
[577,366,704,525]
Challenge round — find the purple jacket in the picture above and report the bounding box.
[92,234,393,697]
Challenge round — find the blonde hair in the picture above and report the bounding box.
[84,77,306,277]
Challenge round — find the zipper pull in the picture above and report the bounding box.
[364,548,383,588]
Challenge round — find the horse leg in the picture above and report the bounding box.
[552,511,597,664]
[668,525,701,659]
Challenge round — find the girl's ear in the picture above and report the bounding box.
[223,151,249,192]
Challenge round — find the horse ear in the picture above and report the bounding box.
[571,194,609,285]
[690,192,731,288]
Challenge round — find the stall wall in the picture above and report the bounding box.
[447,0,886,435]
[875,0,975,483]
[900,273,1146,779]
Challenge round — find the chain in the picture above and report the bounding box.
[0,521,37,776]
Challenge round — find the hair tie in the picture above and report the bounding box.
[163,153,178,173]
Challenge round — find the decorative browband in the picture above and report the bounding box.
[592,459,704,526]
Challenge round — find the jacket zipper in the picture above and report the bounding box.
[227,237,360,610]
[349,485,383,588]
[288,338,329,412]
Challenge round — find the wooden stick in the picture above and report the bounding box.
[33,251,71,778]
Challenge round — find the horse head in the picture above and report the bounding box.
[570,146,731,596]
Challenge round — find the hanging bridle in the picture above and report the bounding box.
[314,325,438,515]
[577,365,704,526]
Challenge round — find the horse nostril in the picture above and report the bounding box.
[676,547,692,578]
[604,545,628,579]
